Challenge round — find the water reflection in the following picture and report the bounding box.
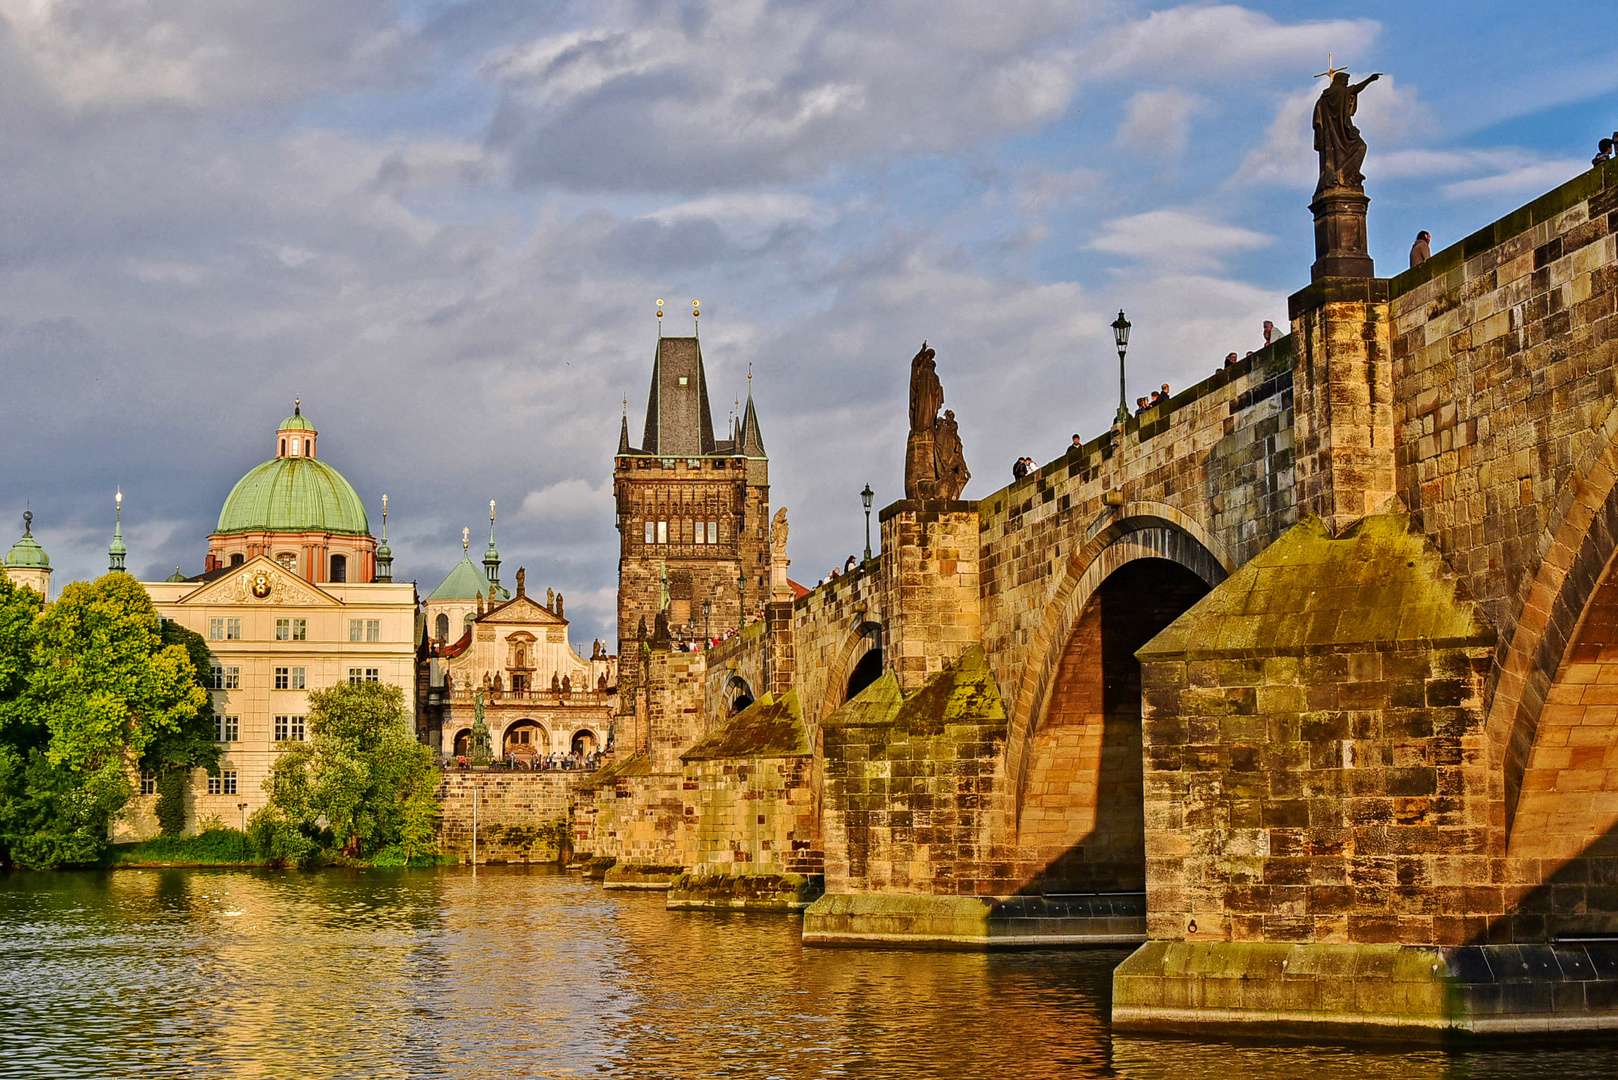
[0,867,1614,1079]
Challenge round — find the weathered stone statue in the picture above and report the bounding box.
[470,690,492,760]
[1313,70,1380,195]
[652,609,670,646]
[905,342,943,498]
[515,567,526,596]
[933,409,970,500]
[556,593,563,618]
[771,507,789,560]
[551,671,562,693]
[561,673,572,695]
[547,586,554,610]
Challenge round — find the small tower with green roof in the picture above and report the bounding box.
[109,488,128,573]
[483,499,501,593]
[4,510,53,601]
[376,494,394,583]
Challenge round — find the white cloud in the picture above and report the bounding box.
[1231,76,1434,189]
[519,479,614,524]
[1089,209,1271,271]
[1085,5,1378,80]
[1116,88,1207,159]
[1443,160,1588,200]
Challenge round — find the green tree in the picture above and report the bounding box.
[144,621,221,834]
[0,574,208,868]
[264,681,439,860]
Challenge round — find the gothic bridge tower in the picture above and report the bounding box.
[614,329,769,704]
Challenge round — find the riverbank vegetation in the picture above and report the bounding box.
[0,575,441,870]
[0,575,216,869]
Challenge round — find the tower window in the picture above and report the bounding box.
[330,554,347,582]
[436,613,449,641]
[708,521,718,544]
[289,438,300,456]
[657,521,667,544]
[644,521,654,545]
[304,439,311,456]
[280,438,286,457]
[230,553,244,567]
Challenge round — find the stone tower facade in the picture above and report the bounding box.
[615,335,770,699]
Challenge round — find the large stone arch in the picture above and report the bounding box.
[818,620,883,723]
[1486,405,1618,832]
[1005,510,1229,834]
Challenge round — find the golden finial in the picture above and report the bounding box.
[1314,53,1344,79]
[490,499,496,523]
[462,526,470,552]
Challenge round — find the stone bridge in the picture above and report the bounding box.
[578,159,1618,1036]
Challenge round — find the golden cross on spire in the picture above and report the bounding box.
[1314,53,1345,79]
[462,526,470,552]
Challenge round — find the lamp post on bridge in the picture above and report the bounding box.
[703,599,712,642]
[1112,309,1132,426]
[861,484,874,562]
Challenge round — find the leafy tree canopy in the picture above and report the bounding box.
[265,681,438,859]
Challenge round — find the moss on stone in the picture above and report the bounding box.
[682,689,809,760]
[1140,513,1496,661]
[822,646,1006,735]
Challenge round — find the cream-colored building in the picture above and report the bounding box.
[126,405,417,836]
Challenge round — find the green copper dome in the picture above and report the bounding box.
[215,457,371,537]
[5,533,49,569]
[427,556,506,602]
[280,412,315,432]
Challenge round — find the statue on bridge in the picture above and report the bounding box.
[905,341,968,499]
[1313,67,1381,196]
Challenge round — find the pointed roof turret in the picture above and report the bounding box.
[483,499,501,591]
[108,489,127,573]
[375,494,393,582]
[740,375,766,458]
[618,403,633,455]
[641,336,716,456]
[428,525,507,602]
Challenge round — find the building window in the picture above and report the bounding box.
[276,619,290,641]
[224,666,239,690]
[349,620,362,642]
[330,554,347,583]
[292,619,306,641]
[218,716,239,742]
[208,775,221,795]
[274,715,305,741]
[644,521,654,544]
[230,553,244,567]
[693,519,704,545]
[365,619,380,642]
[226,618,241,640]
[657,521,667,544]
[349,668,380,685]
[139,772,156,796]
[209,618,224,641]
[290,438,301,456]
[366,668,379,683]
[277,553,296,570]
[280,438,286,457]
[275,667,289,690]
[304,439,311,457]
[209,771,238,796]
[708,521,718,544]
[436,613,449,640]
[291,715,305,741]
[291,667,305,690]
[211,664,224,690]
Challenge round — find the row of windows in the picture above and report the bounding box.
[140,769,243,796]
[643,520,720,545]
[213,665,312,691]
[210,618,383,642]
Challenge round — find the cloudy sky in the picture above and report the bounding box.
[3,1,1615,648]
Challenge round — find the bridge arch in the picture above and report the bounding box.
[725,674,756,715]
[1003,513,1226,892]
[819,620,883,722]
[1488,405,1618,831]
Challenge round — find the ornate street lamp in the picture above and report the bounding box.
[861,483,874,562]
[1112,309,1132,426]
[703,599,712,641]
[737,571,747,626]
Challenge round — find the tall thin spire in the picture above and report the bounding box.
[483,499,500,592]
[108,488,127,573]
[740,369,766,458]
[375,494,393,582]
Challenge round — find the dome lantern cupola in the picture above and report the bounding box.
[4,509,53,601]
[206,401,377,583]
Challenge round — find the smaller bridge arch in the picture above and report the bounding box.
[820,620,884,722]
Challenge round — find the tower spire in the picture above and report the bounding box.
[108,488,127,573]
[375,494,393,582]
[483,499,501,594]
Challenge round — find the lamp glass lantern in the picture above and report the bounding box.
[861,483,874,562]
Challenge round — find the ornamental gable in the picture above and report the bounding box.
[480,594,566,626]
[175,555,341,608]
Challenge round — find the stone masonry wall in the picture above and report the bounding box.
[1388,160,1618,824]
[438,770,580,863]
[683,756,822,878]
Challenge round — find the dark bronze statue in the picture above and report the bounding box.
[1313,70,1381,196]
[904,342,967,499]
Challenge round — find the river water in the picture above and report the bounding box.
[1,866,1615,1079]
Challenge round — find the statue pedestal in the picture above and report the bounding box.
[1310,186,1374,280]
[904,430,937,499]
